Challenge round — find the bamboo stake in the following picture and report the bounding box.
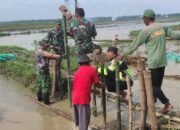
[75,0,77,12]
[62,15,71,107]
[115,63,121,130]
[92,54,97,117]
[92,85,97,117]
[143,70,158,130]
[57,59,63,99]
[137,59,147,130]
[101,64,107,126]
[126,76,133,130]
[50,59,57,97]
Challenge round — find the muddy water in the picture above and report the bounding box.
[1,21,180,50]
[0,76,73,130]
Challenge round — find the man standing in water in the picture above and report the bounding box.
[119,9,180,113]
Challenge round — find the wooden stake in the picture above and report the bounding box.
[143,70,158,130]
[137,60,147,130]
[126,76,133,130]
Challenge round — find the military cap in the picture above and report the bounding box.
[78,54,91,63]
[143,9,155,18]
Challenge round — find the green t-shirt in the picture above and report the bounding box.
[125,23,180,69]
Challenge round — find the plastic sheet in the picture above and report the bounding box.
[0,54,16,61]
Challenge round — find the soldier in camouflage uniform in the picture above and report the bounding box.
[43,22,65,54]
[69,8,100,56]
[43,22,65,99]
[35,41,61,105]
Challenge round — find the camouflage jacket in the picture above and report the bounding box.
[69,18,97,45]
[43,29,65,54]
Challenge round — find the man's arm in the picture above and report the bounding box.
[124,30,148,56]
[43,50,60,59]
[165,27,180,40]
[116,30,148,61]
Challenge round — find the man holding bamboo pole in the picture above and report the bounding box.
[97,47,133,101]
[72,54,103,130]
[118,9,180,113]
[60,5,101,58]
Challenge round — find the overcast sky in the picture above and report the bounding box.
[0,0,180,22]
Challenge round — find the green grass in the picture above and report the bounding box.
[0,32,10,37]
[0,46,36,87]
[0,20,57,31]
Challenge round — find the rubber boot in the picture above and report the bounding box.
[43,92,50,105]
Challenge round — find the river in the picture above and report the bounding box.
[0,20,180,50]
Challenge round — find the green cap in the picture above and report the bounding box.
[143,9,155,18]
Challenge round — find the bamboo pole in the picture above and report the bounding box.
[92,85,97,117]
[62,15,71,107]
[115,63,121,130]
[92,54,97,117]
[50,59,57,97]
[126,76,133,130]
[101,64,107,126]
[143,70,158,130]
[75,0,77,12]
[57,59,63,99]
[137,59,147,130]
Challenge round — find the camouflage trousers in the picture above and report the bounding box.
[36,71,51,95]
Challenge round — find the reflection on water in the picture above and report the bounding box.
[0,76,73,130]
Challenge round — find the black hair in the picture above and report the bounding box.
[149,17,155,21]
[76,8,85,17]
[107,46,118,55]
[79,62,90,66]
[144,16,155,21]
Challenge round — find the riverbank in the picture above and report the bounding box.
[0,46,78,90]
